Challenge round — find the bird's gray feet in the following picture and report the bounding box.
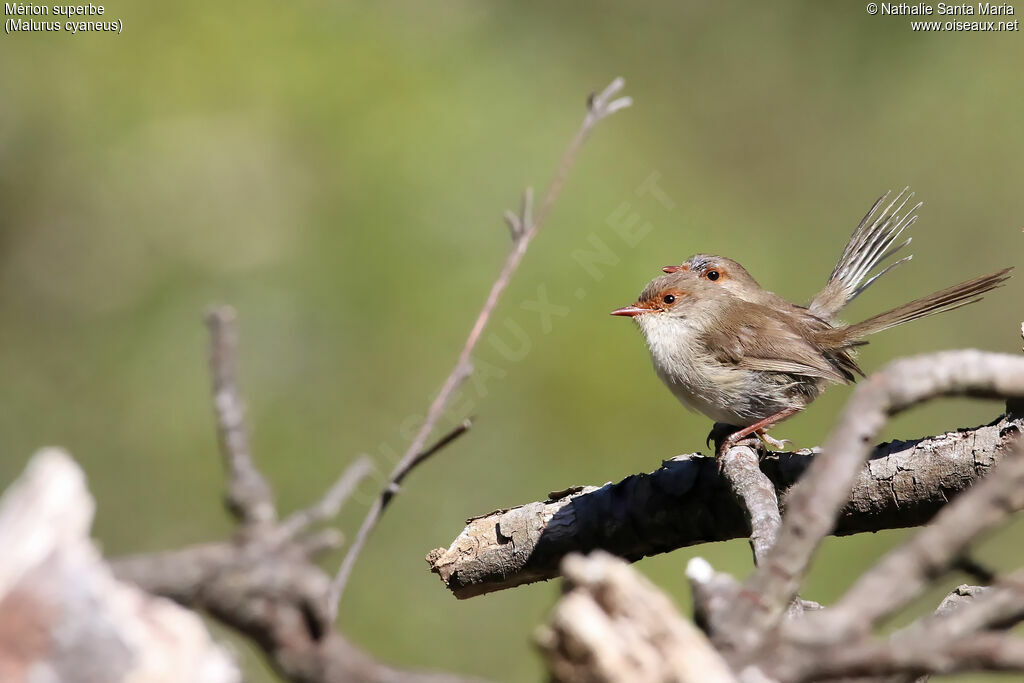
[709,424,789,468]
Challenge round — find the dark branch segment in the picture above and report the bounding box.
[427,413,1021,598]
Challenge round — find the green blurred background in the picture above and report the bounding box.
[2,2,1023,681]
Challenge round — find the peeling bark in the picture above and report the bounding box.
[428,413,1019,599]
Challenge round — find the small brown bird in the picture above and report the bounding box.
[612,188,1012,452]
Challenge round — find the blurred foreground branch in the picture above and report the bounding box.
[0,450,240,683]
[537,551,737,683]
[535,349,1024,682]
[113,306,486,683]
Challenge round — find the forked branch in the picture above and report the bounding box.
[715,350,1024,655]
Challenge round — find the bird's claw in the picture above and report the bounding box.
[757,431,791,450]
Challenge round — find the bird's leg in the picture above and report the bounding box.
[718,407,800,456]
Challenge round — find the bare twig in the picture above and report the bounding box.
[296,528,347,558]
[205,305,276,527]
[328,420,473,617]
[503,187,533,241]
[714,351,1024,655]
[279,456,376,538]
[328,78,632,617]
[393,418,473,495]
[719,445,781,565]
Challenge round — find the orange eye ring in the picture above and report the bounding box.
[706,270,720,281]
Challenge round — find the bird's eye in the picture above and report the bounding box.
[662,294,676,304]
[706,270,720,281]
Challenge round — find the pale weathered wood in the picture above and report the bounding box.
[537,552,737,683]
[0,449,240,683]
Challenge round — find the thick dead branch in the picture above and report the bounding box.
[537,552,736,683]
[428,412,1019,598]
[328,77,633,616]
[715,351,1024,654]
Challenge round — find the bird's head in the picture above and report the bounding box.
[611,254,759,323]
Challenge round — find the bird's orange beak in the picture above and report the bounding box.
[662,265,681,273]
[610,304,647,317]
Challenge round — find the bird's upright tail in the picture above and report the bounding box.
[836,268,1013,341]
[809,188,920,319]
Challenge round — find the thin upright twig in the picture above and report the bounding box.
[327,78,632,617]
[328,420,472,616]
[279,455,376,538]
[205,305,276,526]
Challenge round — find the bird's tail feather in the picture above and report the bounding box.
[837,268,1012,340]
[809,188,919,319]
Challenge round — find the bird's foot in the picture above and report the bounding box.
[711,408,801,462]
[714,431,761,473]
[717,431,761,456]
[712,426,790,473]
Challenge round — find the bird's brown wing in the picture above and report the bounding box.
[702,300,859,384]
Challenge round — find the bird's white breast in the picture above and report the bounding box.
[635,314,753,426]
